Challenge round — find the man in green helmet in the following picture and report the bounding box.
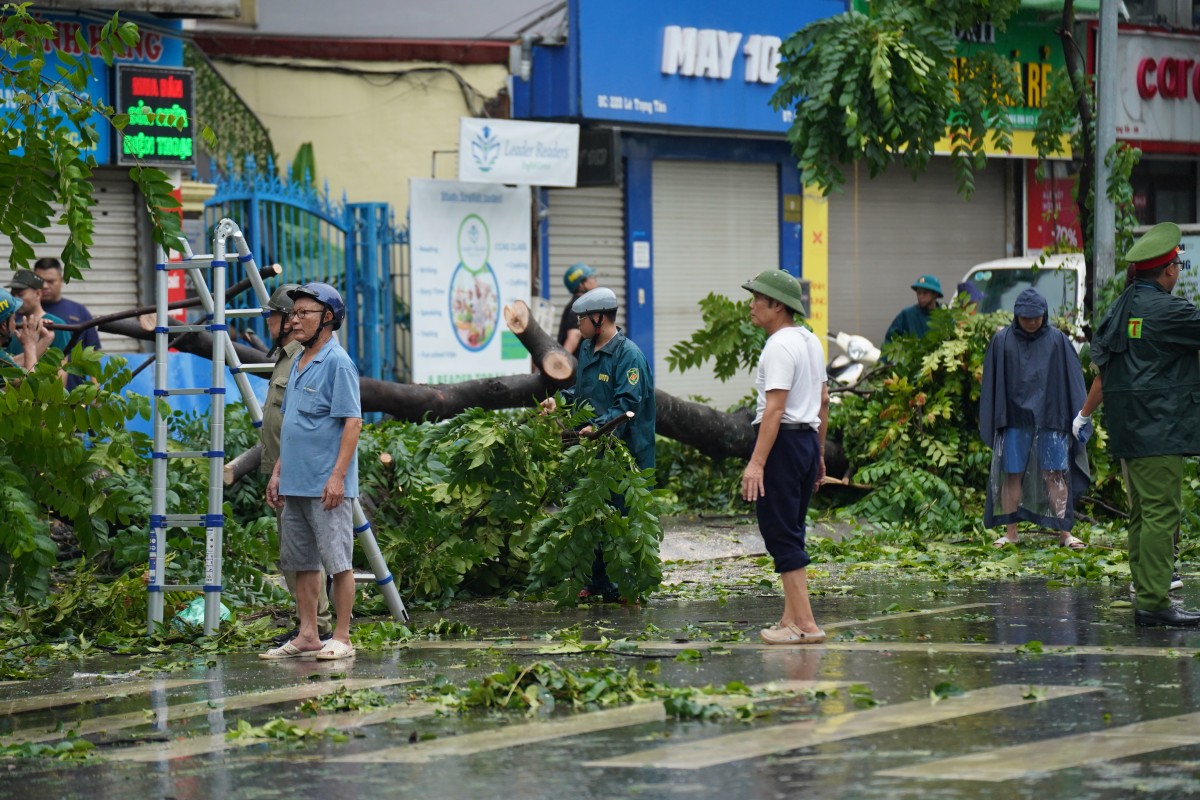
[884,273,943,344]
[740,269,828,645]
[1087,221,1200,627]
[260,283,332,645]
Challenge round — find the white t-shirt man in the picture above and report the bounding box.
[753,326,826,426]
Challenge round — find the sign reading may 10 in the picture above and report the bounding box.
[409,179,532,384]
[458,118,579,187]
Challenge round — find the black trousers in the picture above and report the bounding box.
[756,428,819,573]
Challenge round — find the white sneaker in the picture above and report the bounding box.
[1129,574,1184,595]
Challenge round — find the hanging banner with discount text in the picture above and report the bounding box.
[409,179,532,384]
[458,118,580,187]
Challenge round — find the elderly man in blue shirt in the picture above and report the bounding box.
[261,282,362,661]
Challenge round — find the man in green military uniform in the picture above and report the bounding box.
[541,287,656,601]
[260,283,333,644]
[884,273,943,344]
[1089,221,1200,627]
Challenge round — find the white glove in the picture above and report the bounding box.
[1072,412,1090,441]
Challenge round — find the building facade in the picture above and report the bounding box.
[515,0,846,409]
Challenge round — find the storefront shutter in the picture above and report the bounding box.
[652,159,779,410]
[546,184,626,332]
[827,159,1007,346]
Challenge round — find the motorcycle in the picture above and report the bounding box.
[826,331,881,390]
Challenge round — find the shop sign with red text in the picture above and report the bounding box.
[1117,29,1200,148]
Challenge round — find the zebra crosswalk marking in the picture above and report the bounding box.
[330,680,850,764]
[405,639,1200,659]
[0,679,208,717]
[2,678,415,745]
[583,684,1100,770]
[105,697,441,762]
[877,711,1200,782]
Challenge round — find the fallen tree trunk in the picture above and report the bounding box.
[503,301,574,388]
[102,299,827,476]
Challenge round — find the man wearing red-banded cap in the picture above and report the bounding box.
[1087,221,1200,627]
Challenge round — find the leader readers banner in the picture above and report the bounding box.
[409,178,532,384]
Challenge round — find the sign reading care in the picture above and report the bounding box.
[409,179,532,384]
[1117,29,1200,147]
[457,118,579,187]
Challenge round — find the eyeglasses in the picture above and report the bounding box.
[291,309,326,319]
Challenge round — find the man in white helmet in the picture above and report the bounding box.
[542,286,655,602]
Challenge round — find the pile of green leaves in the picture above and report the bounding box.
[361,406,666,606]
[427,659,756,720]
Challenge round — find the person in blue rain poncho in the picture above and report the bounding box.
[980,288,1090,549]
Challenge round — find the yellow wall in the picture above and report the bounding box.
[214,59,509,214]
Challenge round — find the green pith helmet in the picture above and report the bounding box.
[563,263,596,294]
[911,274,944,297]
[1124,221,1182,268]
[572,286,618,315]
[741,269,805,315]
[267,283,300,313]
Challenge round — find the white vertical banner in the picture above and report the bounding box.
[409,178,532,384]
[458,117,580,187]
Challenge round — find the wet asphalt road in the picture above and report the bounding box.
[3,576,1200,799]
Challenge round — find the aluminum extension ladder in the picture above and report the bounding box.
[148,218,408,636]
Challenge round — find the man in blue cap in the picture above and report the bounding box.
[1086,221,1200,627]
[980,288,1089,549]
[884,274,943,344]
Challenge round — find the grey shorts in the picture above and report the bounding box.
[280,496,354,575]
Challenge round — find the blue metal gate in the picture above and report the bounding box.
[204,157,407,382]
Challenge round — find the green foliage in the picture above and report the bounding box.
[772,0,1022,198]
[427,659,757,721]
[654,437,744,514]
[362,408,666,606]
[0,350,148,600]
[225,717,348,743]
[0,6,182,278]
[0,735,95,762]
[297,685,389,715]
[831,304,998,532]
[665,292,765,387]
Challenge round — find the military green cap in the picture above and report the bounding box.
[1124,221,1182,270]
[7,269,43,292]
[742,269,805,315]
[267,283,300,312]
[911,274,943,297]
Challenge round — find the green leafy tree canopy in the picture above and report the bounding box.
[0,3,184,281]
[771,0,1022,199]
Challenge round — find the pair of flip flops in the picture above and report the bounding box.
[259,639,355,661]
